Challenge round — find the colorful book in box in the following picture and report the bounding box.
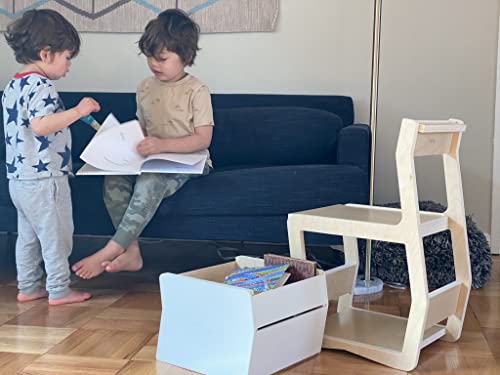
[263,253,317,283]
[224,264,290,292]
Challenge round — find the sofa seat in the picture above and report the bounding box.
[158,164,368,217]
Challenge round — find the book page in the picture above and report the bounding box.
[77,163,139,176]
[95,113,121,134]
[140,158,206,174]
[80,118,145,172]
[144,150,208,166]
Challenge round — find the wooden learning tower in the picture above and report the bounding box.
[287,118,471,371]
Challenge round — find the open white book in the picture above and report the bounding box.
[77,114,208,176]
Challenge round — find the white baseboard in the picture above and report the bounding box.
[486,233,500,254]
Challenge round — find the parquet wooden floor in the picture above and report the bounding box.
[0,251,498,374]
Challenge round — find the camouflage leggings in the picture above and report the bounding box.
[103,167,207,249]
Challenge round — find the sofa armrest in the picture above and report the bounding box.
[336,124,371,173]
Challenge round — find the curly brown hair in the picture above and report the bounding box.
[138,9,200,66]
[4,9,81,64]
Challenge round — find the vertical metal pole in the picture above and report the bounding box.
[365,0,383,286]
[490,8,500,255]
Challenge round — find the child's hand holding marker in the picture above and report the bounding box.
[76,97,100,130]
[80,114,101,131]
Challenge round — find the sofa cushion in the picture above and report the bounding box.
[0,169,16,232]
[212,94,354,128]
[69,173,115,235]
[0,169,10,206]
[210,107,343,167]
[157,164,369,217]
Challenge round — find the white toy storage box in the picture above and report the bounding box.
[157,256,328,375]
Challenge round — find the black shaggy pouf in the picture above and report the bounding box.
[358,201,492,289]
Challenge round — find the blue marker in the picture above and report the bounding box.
[80,114,101,131]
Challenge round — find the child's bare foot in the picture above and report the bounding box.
[71,240,125,279]
[48,290,91,306]
[17,289,48,302]
[101,241,143,273]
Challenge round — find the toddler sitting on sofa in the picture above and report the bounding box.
[72,9,214,279]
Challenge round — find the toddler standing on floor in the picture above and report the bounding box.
[2,9,99,304]
[72,9,214,279]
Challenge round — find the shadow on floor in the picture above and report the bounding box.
[0,232,345,281]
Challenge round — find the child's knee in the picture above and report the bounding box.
[163,174,191,196]
[103,176,133,201]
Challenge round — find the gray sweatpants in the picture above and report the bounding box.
[9,177,73,299]
[103,167,208,249]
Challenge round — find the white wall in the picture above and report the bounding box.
[376,0,499,232]
[0,0,374,123]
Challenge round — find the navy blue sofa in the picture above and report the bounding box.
[0,93,370,245]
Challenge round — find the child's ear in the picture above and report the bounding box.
[39,47,53,63]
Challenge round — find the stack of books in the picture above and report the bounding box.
[224,254,318,293]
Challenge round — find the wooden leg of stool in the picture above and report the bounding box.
[400,239,429,371]
[442,151,472,342]
[336,236,359,312]
[443,220,471,342]
[287,218,307,260]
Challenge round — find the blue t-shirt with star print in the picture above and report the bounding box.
[2,72,72,180]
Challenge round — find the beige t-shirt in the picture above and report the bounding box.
[136,73,214,140]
